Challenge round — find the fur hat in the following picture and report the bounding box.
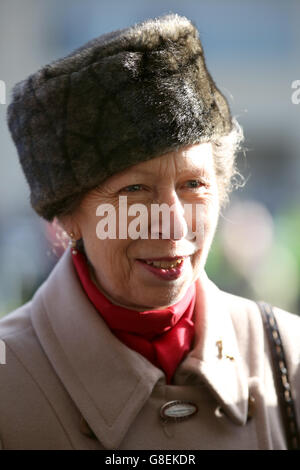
[7,13,232,221]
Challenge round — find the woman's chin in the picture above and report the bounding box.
[134,279,193,311]
[130,260,195,309]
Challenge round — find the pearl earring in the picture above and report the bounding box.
[68,232,78,255]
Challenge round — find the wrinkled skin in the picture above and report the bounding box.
[59,143,220,311]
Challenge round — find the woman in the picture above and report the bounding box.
[0,13,299,450]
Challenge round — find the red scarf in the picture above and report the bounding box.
[71,248,196,384]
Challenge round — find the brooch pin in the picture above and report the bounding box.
[160,400,198,424]
[216,340,235,361]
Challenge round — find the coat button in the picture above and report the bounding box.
[214,406,225,418]
[160,400,198,423]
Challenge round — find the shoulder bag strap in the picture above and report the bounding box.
[257,301,300,450]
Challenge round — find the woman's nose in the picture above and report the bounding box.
[149,190,188,240]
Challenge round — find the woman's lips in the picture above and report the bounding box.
[136,256,189,281]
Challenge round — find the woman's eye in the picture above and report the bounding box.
[121,184,143,192]
[184,180,205,189]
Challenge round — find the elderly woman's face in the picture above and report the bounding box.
[65,143,220,310]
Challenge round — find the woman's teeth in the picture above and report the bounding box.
[144,259,183,269]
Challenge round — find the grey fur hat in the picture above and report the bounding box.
[7,13,232,221]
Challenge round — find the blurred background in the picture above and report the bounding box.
[0,0,299,318]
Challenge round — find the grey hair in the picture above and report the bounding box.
[212,117,246,209]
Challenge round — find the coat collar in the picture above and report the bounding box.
[31,249,249,449]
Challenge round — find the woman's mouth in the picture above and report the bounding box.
[136,256,188,280]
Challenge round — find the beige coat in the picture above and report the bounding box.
[0,249,299,450]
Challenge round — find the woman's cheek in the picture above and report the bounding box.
[103,241,131,279]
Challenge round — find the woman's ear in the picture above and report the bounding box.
[55,215,81,241]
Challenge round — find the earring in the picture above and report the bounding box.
[68,232,78,255]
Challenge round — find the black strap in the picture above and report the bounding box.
[257,301,300,450]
